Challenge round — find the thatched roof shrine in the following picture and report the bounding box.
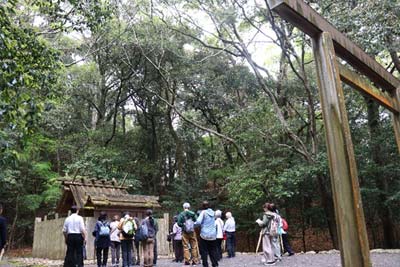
[56,177,160,218]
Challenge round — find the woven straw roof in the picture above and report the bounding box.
[57,177,160,212]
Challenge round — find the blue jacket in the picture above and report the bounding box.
[195,208,216,240]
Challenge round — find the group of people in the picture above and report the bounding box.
[0,201,295,267]
[16,200,293,267]
[169,201,294,267]
[169,201,236,267]
[62,206,158,267]
[257,202,294,266]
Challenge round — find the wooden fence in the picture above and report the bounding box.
[32,213,170,260]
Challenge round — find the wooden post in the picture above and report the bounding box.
[392,88,400,154]
[312,32,371,267]
[120,173,128,187]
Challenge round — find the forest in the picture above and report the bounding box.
[0,0,399,252]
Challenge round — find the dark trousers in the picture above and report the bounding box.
[64,234,84,267]
[121,239,133,267]
[282,234,294,254]
[111,241,120,265]
[153,238,157,264]
[226,232,235,258]
[199,238,218,267]
[134,240,140,265]
[173,239,183,262]
[96,247,109,267]
[216,239,223,261]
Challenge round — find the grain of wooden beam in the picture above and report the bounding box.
[338,65,399,114]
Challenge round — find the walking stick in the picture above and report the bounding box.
[255,230,263,254]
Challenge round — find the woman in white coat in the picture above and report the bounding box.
[215,210,224,261]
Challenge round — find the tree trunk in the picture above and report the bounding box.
[300,195,307,252]
[56,133,61,175]
[165,86,183,177]
[215,124,233,164]
[366,98,395,248]
[317,175,339,249]
[8,195,19,249]
[91,105,98,130]
[122,105,126,135]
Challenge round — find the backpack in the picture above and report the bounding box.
[99,221,110,236]
[122,219,135,238]
[183,216,194,234]
[281,218,289,232]
[135,222,149,242]
[147,218,156,238]
[268,215,279,237]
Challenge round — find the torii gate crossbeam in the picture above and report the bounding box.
[267,0,400,92]
[267,1,400,267]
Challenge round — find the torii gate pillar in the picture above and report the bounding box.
[267,0,400,266]
[313,32,371,267]
[393,88,400,154]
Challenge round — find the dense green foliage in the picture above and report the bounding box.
[0,0,399,249]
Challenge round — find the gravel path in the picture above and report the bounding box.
[2,251,400,267]
[150,252,400,267]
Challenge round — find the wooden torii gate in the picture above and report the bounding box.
[266,1,400,267]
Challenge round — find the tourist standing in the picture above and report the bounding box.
[153,218,158,266]
[178,202,199,265]
[0,204,7,260]
[172,216,183,262]
[110,215,121,267]
[214,210,224,261]
[94,211,111,267]
[280,217,294,256]
[141,209,157,267]
[256,203,276,265]
[133,217,140,265]
[223,212,236,258]
[118,212,136,267]
[269,204,282,262]
[178,202,199,266]
[63,206,87,267]
[195,201,218,267]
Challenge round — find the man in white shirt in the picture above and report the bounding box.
[63,206,87,267]
[223,212,236,258]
